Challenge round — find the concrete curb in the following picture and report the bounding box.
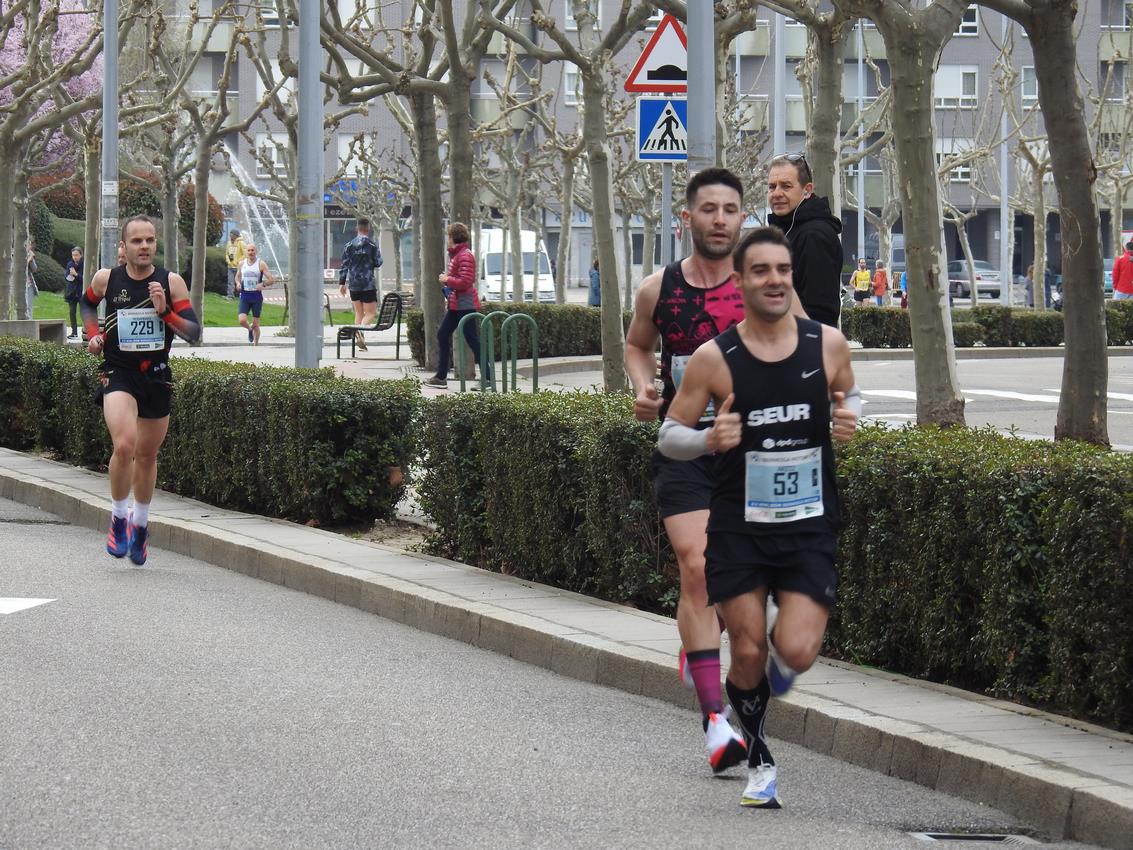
[1,464,1130,849]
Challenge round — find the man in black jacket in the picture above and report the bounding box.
[766,153,844,327]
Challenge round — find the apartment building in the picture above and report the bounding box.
[180,2,1132,283]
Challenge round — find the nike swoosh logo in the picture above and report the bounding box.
[802,369,820,379]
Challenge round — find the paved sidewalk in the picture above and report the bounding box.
[2,448,1131,849]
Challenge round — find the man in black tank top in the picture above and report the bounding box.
[80,216,201,567]
[658,226,860,809]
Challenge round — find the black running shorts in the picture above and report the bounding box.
[98,367,172,420]
[704,530,838,608]
[350,288,378,304]
[651,450,715,519]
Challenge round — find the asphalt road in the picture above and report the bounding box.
[852,355,1133,448]
[0,498,1098,850]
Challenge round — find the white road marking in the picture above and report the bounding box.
[0,598,55,615]
[964,389,1061,403]
[1044,388,1133,402]
[861,389,918,400]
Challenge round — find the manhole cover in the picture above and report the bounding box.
[907,833,1040,844]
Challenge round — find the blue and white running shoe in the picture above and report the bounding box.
[741,763,781,809]
[106,515,128,558]
[126,522,148,566]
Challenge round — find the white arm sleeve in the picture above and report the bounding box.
[832,383,863,418]
[658,418,710,461]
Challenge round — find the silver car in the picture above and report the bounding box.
[947,260,1002,300]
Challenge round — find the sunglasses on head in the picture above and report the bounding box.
[773,152,808,164]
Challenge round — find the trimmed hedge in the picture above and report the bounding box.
[840,304,1133,348]
[0,339,419,525]
[182,246,229,295]
[30,199,54,254]
[951,322,984,348]
[415,393,1133,730]
[417,392,673,612]
[31,253,66,294]
[407,303,633,366]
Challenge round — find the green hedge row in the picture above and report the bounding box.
[0,338,419,525]
[416,392,674,612]
[417,393,1133,731]
[844,302,1133,349]
[407,304,633,366]
[409,303,1133,361]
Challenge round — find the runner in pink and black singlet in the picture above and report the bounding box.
[626,168,812,778]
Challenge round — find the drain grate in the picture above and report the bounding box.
[907,833,1040,844]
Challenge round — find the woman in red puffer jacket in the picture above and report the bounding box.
[424,223,489,388]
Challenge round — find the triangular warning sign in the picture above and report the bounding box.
[640,101,687,154]
[624,14,688,93]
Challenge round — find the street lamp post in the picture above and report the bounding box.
[295,0,324,368]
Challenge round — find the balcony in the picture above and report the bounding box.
[1098,28,1133,62]
[471,97,530,130]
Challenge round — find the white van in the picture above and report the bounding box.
[478,228,555,303]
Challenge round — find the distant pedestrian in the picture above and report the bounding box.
[899,269,908,309]
[64,246,84,338]
[24,249,38,319]
[425,222,487,389]
[588,259,601,307]
[1024,264,1035,309]
[1043,264,1054,309]
[224,229,246,299]
[1113,240,1133,301]
[237,243,274,346]
[339,218,383,352]
[850,258,871,306]
[872,260,888,306]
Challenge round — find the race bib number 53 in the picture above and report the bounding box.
[117,307,164,351]
[744,447,824,523]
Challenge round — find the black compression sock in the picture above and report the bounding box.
[726,677,775,767]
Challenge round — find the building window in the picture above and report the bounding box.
[258,3,280,27]
[255,60,295,103]
[1100,61,1127,101]
[935,65,978,109]
[1021,66,1038,104]
[255,133,288,178]
[563,63,580,106]
[565,0,599,31]
[936,139,973,184]
[955,5,979,36]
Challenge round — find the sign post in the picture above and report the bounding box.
[625,14,689,272]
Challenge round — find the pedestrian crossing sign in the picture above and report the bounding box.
[636,96,688,162]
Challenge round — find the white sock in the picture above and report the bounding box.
[131,502,150,527]
[112,498,129,519]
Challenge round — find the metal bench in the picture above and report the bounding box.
[335,291,404,359]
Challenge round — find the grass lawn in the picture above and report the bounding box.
[30,291,357,328]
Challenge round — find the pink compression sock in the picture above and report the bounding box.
[686,649,724,717]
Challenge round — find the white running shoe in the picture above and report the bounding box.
[705,711,747,774]
[741,763,781,809]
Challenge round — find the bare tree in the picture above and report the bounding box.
[979,0,1108,445]
[481,0,661,392]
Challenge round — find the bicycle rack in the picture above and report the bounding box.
[454,311,539,393]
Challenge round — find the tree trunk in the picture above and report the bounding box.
[189,151,211,321]
[509,203,523,303]
[83,138,100,284]
[0,148,17,318]
[622,204,633,307]
[1029,12,1108,444]
[12,173,30,320]
[641,214,657,279]
[1031,169,1047,310]
[411,92,446,372]
[953,217,978,308]
[581,65,626,392]
[447,78,474,227]
[162,177,180,274]
[392,226,404,292]
[878,27,965,424]
[555,155,575,304]
[807,22,848,216]
[286,214,299,337]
